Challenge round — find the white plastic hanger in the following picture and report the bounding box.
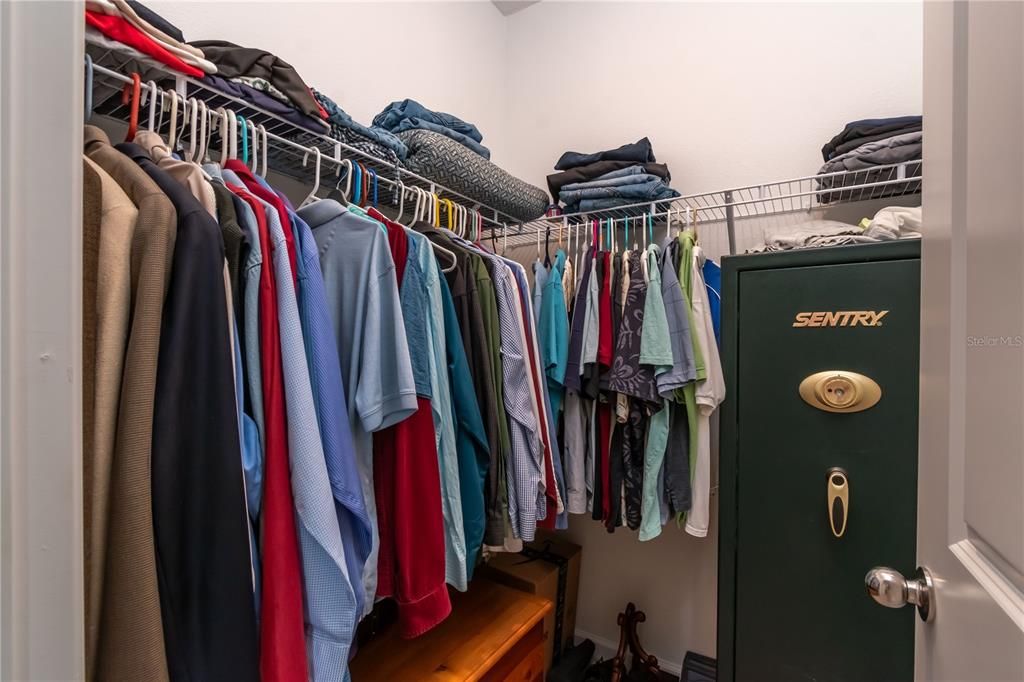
[248,120,259,173]
[184,97,198,162]
[195,100,209,163]
[258,124,268,177]
[228,110,238,160]
[145,80,159,132]
[167,92,180,149]
[394,181,407,223]
[300,146,321,207]
[214,108,229,162]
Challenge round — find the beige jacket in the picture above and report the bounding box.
[135,130,217,219]
[83,125,176,682]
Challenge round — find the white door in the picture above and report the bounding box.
[904,2,1024,680]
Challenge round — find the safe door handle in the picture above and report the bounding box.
[827,468,849,538]
[865,566,936,623]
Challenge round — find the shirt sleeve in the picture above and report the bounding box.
[356,253,418,432]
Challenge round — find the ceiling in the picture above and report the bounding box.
[491,1,542,17]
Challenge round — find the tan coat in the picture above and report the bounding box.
[134,130,217,219]
[83,125,176,682]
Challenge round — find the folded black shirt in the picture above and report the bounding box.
[127,0,185,43]
[821,116,922,161]
[554,137,656,171]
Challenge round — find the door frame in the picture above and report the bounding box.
[0,1,85,679]
[716,241,923,682]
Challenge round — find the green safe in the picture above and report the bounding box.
[717,241,921,682]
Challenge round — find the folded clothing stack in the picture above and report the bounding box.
[817,116,922,202]
[373,99,490,159]
[190,40,330,135]
[547,138,680,213]
[85,0,215,79]
[749,206,921,253]
[313,89,408,165]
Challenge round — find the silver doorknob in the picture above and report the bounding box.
[865,566,935,623]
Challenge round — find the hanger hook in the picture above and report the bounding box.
[84,55,94,123]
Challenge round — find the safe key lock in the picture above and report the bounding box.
[798,370,881,413]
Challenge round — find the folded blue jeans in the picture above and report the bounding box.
[559,176,674,204]
[563,187,681,213]
[373,98,483,143]
[313,88,409,160]
[560,171,662,194]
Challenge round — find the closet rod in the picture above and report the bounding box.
[84,52,515,231]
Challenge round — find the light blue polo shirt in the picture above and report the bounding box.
[406,229,467,592]
[302,200,418,616]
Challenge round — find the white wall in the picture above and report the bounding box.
[145,1,514,162]
[504,1,923,196]
[143,0,923,673]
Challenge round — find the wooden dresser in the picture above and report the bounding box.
[351,578,551,681]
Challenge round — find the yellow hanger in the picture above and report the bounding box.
[443,199,455,230]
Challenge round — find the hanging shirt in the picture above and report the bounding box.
[702,258,722,347]
[222,174,308,682]
[422,227,506,548]
[532,259,549,324]
[436,263,490,578]
[638,244,675,542]
[406,229,467,592]
[371,222,450,638]
[539,250,570,420]
[302,200,418,615]
[508,258,564,528]
[562,257,575,313]
[212,169,265,531]
[117,143,259,681]
[687,246,726,538]
[677,232,707,525]
[255,175,374,625]
[563,247,595,392]
[488,256,545,541]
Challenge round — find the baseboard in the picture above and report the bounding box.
[574,629,683,677]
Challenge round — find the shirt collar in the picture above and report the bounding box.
[296,198,346,229]
[114,142,154,164]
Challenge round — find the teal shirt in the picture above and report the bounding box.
[539,250,569,419]
[436,266,489,578]
[406,230,466,591]
[639,244,674,541]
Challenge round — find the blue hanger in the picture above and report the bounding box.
[353,163,363,204]
[369,169,378,206]
[624,217,630,248]
[237,116,249,164]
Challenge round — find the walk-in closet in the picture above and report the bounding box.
[3,2,1023,681]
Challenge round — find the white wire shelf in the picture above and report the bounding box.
[84,37,523,230]
[509,161,922,256]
